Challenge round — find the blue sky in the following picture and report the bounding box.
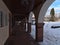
[46,0,60,16]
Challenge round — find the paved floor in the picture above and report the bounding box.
[4,24,39,45]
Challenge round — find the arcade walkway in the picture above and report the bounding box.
[4,24,39,45]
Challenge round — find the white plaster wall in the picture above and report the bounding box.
[38,0,55,23]
[0,0,11,45]
[29,12,33,23]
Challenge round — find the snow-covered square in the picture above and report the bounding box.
[31,22,60,45]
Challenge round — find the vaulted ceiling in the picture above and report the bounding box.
[3,0,46,20]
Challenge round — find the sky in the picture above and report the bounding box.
[45,0,60,16]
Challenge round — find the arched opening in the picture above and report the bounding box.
[38,0,60,45]
[28,12,36,39]
[36,0,55,42]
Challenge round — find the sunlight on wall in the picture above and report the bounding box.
[0,0,11,45]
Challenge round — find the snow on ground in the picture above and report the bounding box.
[30,25,36,39]
[31,22,60,45]
[42,22,60,45]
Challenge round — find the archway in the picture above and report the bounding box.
[35,0,55,42]
[42,0,60,45]
[38,0,60,45]
[28,12,36,39]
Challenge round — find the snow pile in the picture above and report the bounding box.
[42,22,60,45]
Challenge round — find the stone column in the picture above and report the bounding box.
[36,23,44,42]
[27,22,31,33]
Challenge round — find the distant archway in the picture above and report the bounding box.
[28,12,36,39]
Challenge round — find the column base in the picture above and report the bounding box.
[36,23,44,42]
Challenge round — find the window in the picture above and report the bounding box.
[5,14,8,26]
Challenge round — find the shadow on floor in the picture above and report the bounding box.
[4,24,39,45]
